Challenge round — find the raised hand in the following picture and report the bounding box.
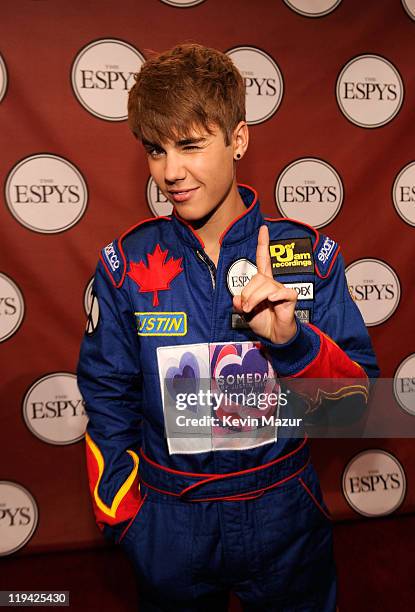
[232,225,298,344]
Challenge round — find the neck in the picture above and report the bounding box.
[191,182,247,255]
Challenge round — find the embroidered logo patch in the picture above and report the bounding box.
[226,259,257,296]
[316,236,338,275]
[295,308,311,323]
[128,244,183,306]
[283,282,314,300]
[135,312,187,336]
[103,241,120,271]
[269,237,314,276]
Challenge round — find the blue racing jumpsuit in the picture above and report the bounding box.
[77,184,379,611]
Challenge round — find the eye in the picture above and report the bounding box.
[183,145,201,151]
[147,147,165,158]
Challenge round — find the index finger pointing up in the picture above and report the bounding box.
[256,224,273,277]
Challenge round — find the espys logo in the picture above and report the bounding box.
[402,0,415,20]
[275,158,343,228]
[5,154,88,233]
[0,53,8,103]
[146,176,173,217]
[394,354,415,416]
[227,259,257,296]
[160,0,205,5]
[392,161,415,227]
[0,482,38,557]
[336,55,404,128]
[0,273,24,343]
[346,259,400,326]
[71,39,145,121]
[342,450,406,517]
[84,277,100,335]
[23,373,88,445]
[283,0,342,17]
[227,47,283,125]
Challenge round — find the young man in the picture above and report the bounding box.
[77,43,379,611]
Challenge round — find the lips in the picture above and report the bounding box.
[168,187,199,203]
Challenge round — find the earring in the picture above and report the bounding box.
[235,153,241,160]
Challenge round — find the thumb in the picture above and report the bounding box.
[233,294,243,312]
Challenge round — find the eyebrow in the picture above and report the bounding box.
[141,136,207,148]
[176,137,207,146]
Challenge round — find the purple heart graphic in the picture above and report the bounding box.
[165,352,200,412]
[218,348,268,395]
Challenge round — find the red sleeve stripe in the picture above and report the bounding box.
[85,432,142,528]
[315,244,341,279]
[291,323,368,380]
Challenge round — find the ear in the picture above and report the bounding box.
[232,121,249,160]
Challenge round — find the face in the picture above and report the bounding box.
[143,123,246,223]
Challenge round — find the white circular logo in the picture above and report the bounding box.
[346,259,400,326]
[160,0,205,5]
[23,373,88,445]
[71,38,145,121]
[227,259,257,296]
[342,450,406,517]
[392,161,415,227]
[275,158,343,228]
[336,55,404,128]
[5,154,88,233]
[283,0,342,17]
[394,354,415,416]
[0,53,8,103]
[146,176,173,217]
[227,47,283,125]
[402,0,415,20]
[84,277,100,335]
[0,273,24,343]
[0,482,38,556]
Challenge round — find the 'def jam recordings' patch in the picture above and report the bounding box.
[269,237,314,276]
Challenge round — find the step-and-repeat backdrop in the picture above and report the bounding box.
[1,0,414,556]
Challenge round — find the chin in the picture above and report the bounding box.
[173,204,209,223]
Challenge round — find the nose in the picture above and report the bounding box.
[164,151,186,184]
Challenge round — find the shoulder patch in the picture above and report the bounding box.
[269,237,314,276]
[100,216,172,289]
[314,235,340,278]
[100,240,124,287]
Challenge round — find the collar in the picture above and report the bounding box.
[171,184,264,248]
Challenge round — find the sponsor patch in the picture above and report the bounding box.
[316,236,338,275]
[101,240,124,286]
[227,259,257,296]
[283,282,314,300]
[135,312,187,336]
[103,241,121,272]
[295,308,311,324]
[269,237,314,276]
[231,312,250,330]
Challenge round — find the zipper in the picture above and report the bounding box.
[196,249,216,289]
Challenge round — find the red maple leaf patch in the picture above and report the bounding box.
[127,244,183,306]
